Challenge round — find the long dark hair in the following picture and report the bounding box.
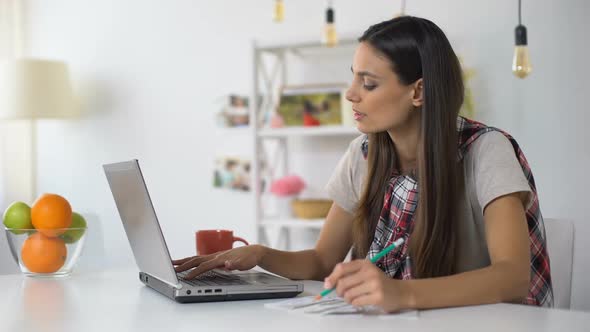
[352,16,464,278]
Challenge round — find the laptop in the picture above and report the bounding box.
[103,159,303,303]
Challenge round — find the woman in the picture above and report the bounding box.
[174,16,553,311]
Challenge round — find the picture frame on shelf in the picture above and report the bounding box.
[275,84,352,127]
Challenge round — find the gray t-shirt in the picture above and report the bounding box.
[325,131,532,273]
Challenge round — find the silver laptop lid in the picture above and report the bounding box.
[103,160,181,289]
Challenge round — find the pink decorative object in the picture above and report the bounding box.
[270,113,285,128]
[270,175,305,197]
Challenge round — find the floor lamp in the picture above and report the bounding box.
[0,58,77,203]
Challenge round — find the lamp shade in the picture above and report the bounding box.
[0,58,77,119]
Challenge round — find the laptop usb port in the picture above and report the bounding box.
[204,289,212,293]
[214,289,222,293]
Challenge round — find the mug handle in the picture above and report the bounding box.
[232,236,249,246]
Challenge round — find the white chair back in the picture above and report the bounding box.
[543,218,574,309]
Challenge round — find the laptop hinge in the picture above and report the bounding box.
[142,272,183,290]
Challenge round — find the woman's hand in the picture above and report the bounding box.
[172,245,266,279]
[324,260,413,312]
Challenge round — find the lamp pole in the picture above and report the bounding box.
[29,119,37,203]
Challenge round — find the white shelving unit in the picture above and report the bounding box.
[250,39,359,250]
[258,126,358,138]
[260,218,325,229]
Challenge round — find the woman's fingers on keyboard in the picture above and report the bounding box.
[172,256,196,266]
[175,256,208,272]
[184,259,223,279]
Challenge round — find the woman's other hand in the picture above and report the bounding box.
[324,260,413,312]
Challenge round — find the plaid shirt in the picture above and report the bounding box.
[361,116,554,307]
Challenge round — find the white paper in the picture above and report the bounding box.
[264,295,341,310]
[264,296,419,319]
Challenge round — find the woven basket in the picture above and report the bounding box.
[291,199,333,219]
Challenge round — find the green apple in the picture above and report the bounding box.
[60,212,87,244]
[3,201,33,234]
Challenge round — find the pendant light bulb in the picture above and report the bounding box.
[273,0,284,22]
[512,25,531,78]
[512,0,531,78]
[323,4,338,47]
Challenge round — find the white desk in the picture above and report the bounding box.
[0,269,588,332]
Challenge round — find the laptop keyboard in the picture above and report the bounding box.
[177,270,251,286]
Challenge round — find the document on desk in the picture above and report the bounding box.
[264,296,418,319]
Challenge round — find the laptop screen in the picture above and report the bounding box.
[103,160,180,288]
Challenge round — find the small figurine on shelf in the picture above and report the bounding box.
[270,112,285,128]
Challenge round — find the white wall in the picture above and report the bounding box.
[15,0,590,310]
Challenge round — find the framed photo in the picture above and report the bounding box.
[276,84,347,127]
[216,94,250,127]
[213,156,251,191]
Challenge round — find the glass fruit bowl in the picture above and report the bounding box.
[4,226,87,278]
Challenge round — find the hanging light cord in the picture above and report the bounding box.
[518,0,522,25]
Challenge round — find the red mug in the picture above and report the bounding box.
[195,229,249,255]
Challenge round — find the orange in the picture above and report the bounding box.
[21,232,67,273]
[31,193,72,237]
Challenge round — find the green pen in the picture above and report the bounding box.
[314,237,405,301]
